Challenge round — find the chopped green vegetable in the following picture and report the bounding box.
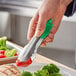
[0,46,8,50]
[33,71,41,76]
[0,38,3,46]
[10,49,17,56]
[0,37,7,47]
[0,47,10,50]
[5,50,10,57]
[42,64,60,74]
[39,69,49,76]
[0,37,8,50]
[22,71,32,76]
[0,36,17,58]
[3,37,7,47]
[5,49,17,57]
[33,69,49,76]
[22,64,62,76]
[50,73,62,76]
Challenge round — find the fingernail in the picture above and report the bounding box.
[28,37,32,41]
[35,31,41,37]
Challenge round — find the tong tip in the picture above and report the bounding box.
[16,58,32,67]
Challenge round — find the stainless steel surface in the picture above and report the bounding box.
[0,0,42,16]
[0,0,41,8]
[0,12,11,39]
[18,36,43,62]
[11,15,16,40]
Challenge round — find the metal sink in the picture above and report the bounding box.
[0,0,42,16]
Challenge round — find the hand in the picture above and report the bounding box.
[27,0,72,47]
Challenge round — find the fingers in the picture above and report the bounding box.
[27,6,64,47]
[41,32,54,47]
[27,12,39,41]
[40,10,64,47]
[51,9,64,34]
[44,33,54,42]
[35,15,47,37]
[40,42,46,47]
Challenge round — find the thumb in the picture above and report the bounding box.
[27,12,39,41]
[35,15,47,37]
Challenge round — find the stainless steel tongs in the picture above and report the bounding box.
[16,19,53,67]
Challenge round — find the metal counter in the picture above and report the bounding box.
[0,0,42,16]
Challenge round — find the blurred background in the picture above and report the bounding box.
[0,0,76,68]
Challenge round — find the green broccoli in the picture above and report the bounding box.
[42,64,60,74]
[39,69,49,76]
[50,73,62,76]
[33,69,49,76]
[21,64,62,76]
[22,71,32,76]
[33,71,41,76]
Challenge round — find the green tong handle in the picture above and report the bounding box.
[40,19,53,39]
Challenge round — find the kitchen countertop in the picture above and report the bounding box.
[1,41,75,73]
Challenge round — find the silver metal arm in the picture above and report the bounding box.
[18,36,43,62]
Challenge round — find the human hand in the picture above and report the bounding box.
[27,0,72,47]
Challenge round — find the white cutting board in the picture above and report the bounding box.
[11,62,76,76]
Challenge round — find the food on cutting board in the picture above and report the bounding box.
[22,64,62,76]
[0,64,21,76]
[0,37,18,58]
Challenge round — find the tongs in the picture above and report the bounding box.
[16,19,53,67]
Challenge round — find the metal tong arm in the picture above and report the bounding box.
[18,19,53,62]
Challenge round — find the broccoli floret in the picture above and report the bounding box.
[22,71,32,76]
[33,69,49,76]
[33,71,41,76]
[42,64,60,74]
[39,69,49,76]
[50,73,62,76]
[21,64,61,76]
